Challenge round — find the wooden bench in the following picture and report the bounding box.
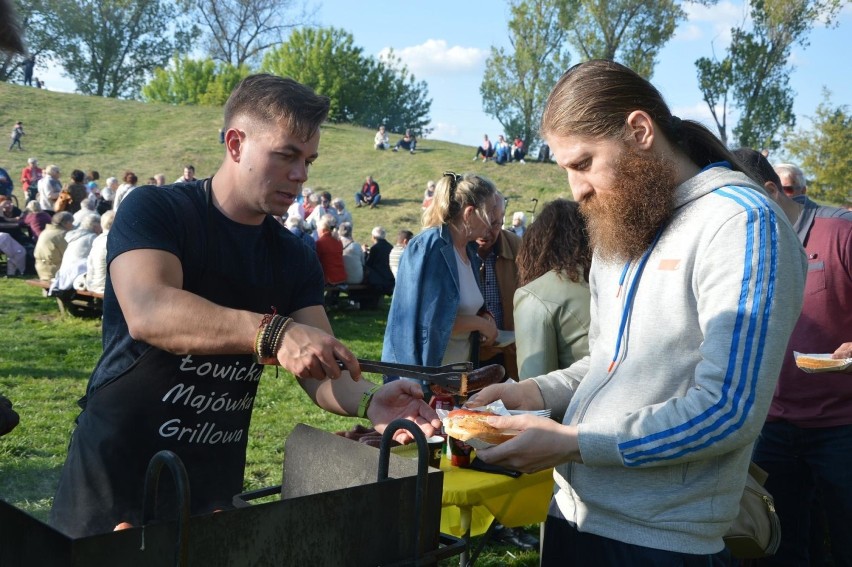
[25,279,104,318]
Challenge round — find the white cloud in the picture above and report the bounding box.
[678,0,745,45]
[675,24,704,42]
[671,101,733,133]
[429,121,462,144]
[378,39,487,77]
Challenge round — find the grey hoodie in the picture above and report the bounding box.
[532,166,807,553]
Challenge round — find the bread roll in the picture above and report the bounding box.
[444,409,515,445]
[796,356,848,370]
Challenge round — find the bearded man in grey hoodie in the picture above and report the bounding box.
[470,60,807,565]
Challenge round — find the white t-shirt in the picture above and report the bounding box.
[442,248,484,364]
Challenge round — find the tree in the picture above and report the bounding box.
[141,55,249,106]
[262,27,431,134]
[40,0,194,98]
[785,90,852,204]
[695,0,843,150]
[480,0,571,152]
[357,50,432,136]
[559,0,687,79]
[143,56,218,105]
[194,0,315,67]
[261,27,367,123]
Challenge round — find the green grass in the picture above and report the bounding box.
[1,81,570,246]
[0,83,563,564]
[0,280,539,565]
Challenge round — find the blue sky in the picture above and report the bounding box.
[316,0,852,150]
[40,0,851,150]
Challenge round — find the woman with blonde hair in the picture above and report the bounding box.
[382,172,501,383]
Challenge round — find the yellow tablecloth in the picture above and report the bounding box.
[439,456,554,537]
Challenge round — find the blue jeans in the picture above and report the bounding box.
[752,421,852,566]
[354,193,381,207]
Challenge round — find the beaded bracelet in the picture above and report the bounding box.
[267,317,293,360]
[253,312,293,364]
[253,309,277,359]
[261,316,284,359]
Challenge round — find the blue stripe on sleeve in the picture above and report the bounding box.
[617,186,777,466]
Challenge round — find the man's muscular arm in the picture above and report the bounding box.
[110,248,360,381]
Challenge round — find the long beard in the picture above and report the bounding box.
[579,147,678,263]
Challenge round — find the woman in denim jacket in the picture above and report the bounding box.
[382,172,501,381]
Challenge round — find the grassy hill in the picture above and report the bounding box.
[1,82,570,243]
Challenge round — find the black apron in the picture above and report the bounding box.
[51,181,287,537]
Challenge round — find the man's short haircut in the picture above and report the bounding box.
[732,148,783,188]
[540,60,747,173]
[396,229,413,244]
[331,197,345,209]
[339,221,353,238]
[105,176,118,187]
[774,163,806,190]
[46,164,60,176]
[71,169,85,183]
[52,211,73,226]
[223,74,331,142]
[371,226,386,240]
[88,170,100,181]
[100,210,116,232]
[27,157,38,165]
[25,200,41,213]
[184,164,195,171]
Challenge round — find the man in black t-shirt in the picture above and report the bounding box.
[50,74,442,538]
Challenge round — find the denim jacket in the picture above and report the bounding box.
[381,224,482,367]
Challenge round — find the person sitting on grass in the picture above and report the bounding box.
[374,125,389,150]
[511,136,526,163]
[474,134,494,162]
[494,135,511,165]
[392,129,417,154]
[422,180,436,210]
[355,175,381,209]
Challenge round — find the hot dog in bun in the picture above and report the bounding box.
[444,409,515,444]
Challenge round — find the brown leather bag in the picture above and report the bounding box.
[724,462,782,559]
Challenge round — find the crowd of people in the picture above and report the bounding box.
[0,56,849,567]
[473,133,530,164]
[0,159,195,292]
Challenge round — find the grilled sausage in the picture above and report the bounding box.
[430,364,506,397]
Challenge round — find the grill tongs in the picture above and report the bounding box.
[337,359,473,389]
